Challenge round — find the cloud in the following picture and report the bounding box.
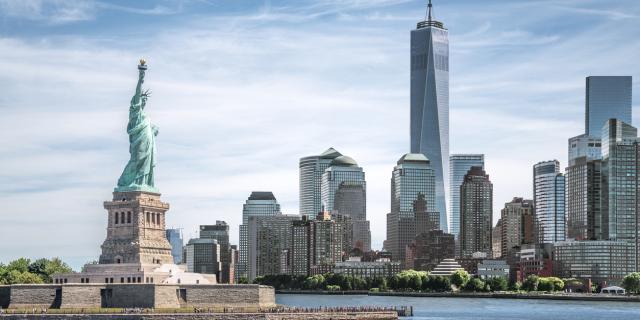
[0,0,95,23]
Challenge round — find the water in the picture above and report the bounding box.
[276,294,640,320]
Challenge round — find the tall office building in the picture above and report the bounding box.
[334,182,371,251]
[601,119,640,269]
[459,166,493,258]
[533,161,566,244]
[312,212,345,268]
[200,221,234,283]
[290,218,312,276]
[585,76,632,137]
[321,155,366,213]
[566,135,602,240]
[299,147,343,218]
[449,154,484,239]
[238,191,281,281]
[386,153,437,263]
[165,228,183,264]
[410,1,449,231]
[500,198,534,258]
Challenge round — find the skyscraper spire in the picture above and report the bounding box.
[418,0,444,29]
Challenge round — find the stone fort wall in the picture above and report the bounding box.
[0,313,398,320]
[0,284,274,309]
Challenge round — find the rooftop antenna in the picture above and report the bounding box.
[427,0,433,22]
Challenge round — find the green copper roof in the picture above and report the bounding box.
[331,155,358,167]
[319,147,342,159]
[397,153,430,165]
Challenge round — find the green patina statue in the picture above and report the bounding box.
[115,59,159,193]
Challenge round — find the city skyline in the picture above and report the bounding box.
[1,0,640,269]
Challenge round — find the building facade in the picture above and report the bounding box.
[238,192,281,281]
[321,155,366,214]
[459,166,493,258]
[585,76,632,137]
[386,153,437,263]
[166,228,183,264]
[533,160,566,244]
[449,154,484,239]
[248,214,300,281]
[566,136,602,241]
[333,182,371,251]
[299,147,343,218]
[500,198,535,258]
[405,229,455,271]
[184,238,221,278]
[554,240,636,285]
[200,222,234,283]
[410,1,449,231]
[333,257,401,279]
[601,119,640,269]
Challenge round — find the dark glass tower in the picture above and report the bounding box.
[410,0,449,231]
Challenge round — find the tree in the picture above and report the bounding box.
[486,277,508,291]
[238,276,249,284]
[451,270,470,289]
[623,272,640,294]
[509,280,522,291]
[464,278,485,292]
[522,275,539,291]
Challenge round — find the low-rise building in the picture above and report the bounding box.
[333,257,401,279]
[430,259,464,276]
[477,260,509,279]
[553,240,636,285]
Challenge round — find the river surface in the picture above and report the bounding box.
[276,294,640,320]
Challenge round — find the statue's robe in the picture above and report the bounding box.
[117,94,158,191]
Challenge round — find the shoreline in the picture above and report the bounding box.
[276,290,640,302]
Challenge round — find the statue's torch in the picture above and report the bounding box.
[138,58,147,70]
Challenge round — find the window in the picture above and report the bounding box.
[157,213,161,225]
[146,212,150,223]
[152,213,155,224]
[121,212,125,224]
[115,212,119,224]
[110,278,114,283]
[137,277,141,283]
[127,277,131,283]
[127,212,131,223]
[105,278,109,283]
[121,277,124,283]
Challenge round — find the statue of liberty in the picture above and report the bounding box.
[116,59,159,193]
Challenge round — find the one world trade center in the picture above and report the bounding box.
[410,0,449,231]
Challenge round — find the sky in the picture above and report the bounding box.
[1,0,639,270]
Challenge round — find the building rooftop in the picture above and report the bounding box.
[331,155,358,167]
[248,191,276,201]
[430,259,464,276]
[319,147,343,159]
[397,153,429,165]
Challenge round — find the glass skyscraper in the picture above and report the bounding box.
[410,1,449,231]
[386,153,436,264]
[320,155,366,213]
[449,154,484,239]
[165,228,183,264]
[533,160,566,244]
[585,76,632,137]
[299,148,342,218]
[601,119,639,248]
[237,191,281,281]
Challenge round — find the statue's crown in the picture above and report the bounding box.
[139,58,146,66]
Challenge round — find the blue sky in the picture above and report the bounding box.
[1,0,639,270]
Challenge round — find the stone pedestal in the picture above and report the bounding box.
[100,191,173,265]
